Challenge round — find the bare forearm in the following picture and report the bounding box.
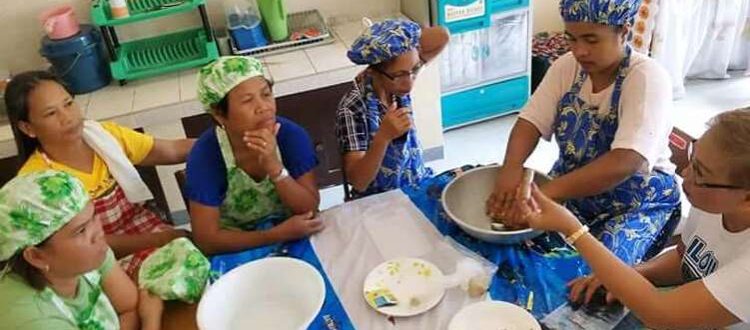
[106,230,185,259]
[171,138,196,163]
[193,228,281,255]
[140,312,161,330]
[274,179,319,214]
[543,149,644,201]
[419,26,449,63]
[634,248,686,287]
[503,119,541,167]
[346,134,390,192]
[140,138,196,166]
[119,311,139,330]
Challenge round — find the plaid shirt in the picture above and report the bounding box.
[335,79,412,153]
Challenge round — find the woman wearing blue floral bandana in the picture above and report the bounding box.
[336,19,449,198]
[488,0,681,266]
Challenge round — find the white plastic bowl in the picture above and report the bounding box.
[197,257,325,330]
[449,300,541,330]
[442,165,550,244]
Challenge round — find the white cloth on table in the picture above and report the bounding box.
[311,190,492,330]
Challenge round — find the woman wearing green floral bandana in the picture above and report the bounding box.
[0,171,163,329]
[186,56,322,255]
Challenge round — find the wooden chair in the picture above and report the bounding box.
[174,169,190,215]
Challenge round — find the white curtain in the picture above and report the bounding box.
[650,0,750,98]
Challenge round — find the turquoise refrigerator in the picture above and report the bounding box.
[402,0,532,129]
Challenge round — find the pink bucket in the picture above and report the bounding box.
[39,5,81,40]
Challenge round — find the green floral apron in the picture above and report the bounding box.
[46,271,119,330]
[216,127,288,230]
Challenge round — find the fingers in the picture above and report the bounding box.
[485,194,496,216]
[529,183,550,203]
[605,291,617,305]
[307,218,325,233]
[387,101,398,113]
[583,278,600,304]
[567,276,593,303]
[499,192,514,218]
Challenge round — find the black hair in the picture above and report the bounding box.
[0,238,51,291]
[4,71,73,161]
[211,77,275,117]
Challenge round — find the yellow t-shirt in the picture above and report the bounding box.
[18,121,155,198]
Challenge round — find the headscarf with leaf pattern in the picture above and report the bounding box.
[197,56,267,110]
[0,170,89,262]
[347,19,422,65]
[559,0,642,26]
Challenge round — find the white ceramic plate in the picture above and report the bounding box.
[448,301,541,330]
[197,257,325,330]
[362,257,445,317]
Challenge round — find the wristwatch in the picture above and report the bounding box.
[271,167,290,183]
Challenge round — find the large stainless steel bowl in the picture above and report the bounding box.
[441,165,551,244]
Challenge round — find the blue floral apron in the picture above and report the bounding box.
[353,76,433,198]
[549,46,680,265]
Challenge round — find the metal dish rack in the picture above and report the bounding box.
[231,10,334,57]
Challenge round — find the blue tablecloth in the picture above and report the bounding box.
[208,165,645,329]
[209,218,355,330]
[402,165,588,319]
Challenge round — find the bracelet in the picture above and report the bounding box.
[271,167,289,183]
[564,225,589,246]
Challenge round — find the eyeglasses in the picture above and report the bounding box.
[372,61,425,83]
[687,143,745,190]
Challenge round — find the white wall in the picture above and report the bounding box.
[0,0,399,73]
[532,0,564,33]
[411,58,444,151]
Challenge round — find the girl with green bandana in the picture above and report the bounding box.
[186,56,322,255]
[0,171,163,329]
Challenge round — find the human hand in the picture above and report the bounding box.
[271,212,324,241]
[567,275,619,306]
[376,102,412,142]
[243,122,282,176]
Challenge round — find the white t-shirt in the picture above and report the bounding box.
[519,52,675,174]
[681,207,750,329]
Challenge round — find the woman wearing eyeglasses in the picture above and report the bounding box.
[335,19,449,198]
[516,108,750,329]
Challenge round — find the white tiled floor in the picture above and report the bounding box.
[319,74,750,211]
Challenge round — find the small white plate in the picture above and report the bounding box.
[362,257,445,317]
[449,301,541,330]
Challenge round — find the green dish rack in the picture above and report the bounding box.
[91,0,219,84]
[91,0,204,26]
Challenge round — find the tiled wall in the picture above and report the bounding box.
[0,0,399,73]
